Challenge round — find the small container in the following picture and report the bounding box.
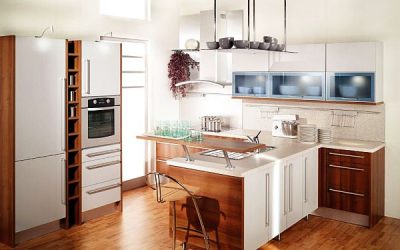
[69,106,76,118]
[69,75,75,85]
[69,91,76,102]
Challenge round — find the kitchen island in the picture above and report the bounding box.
[138,130,385,249]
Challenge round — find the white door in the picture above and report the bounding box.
[15,37,65,161]
[285,156,304,229]
[244,167,270,249]
[303,149,319,216]
[15,154,66,232]
[82,41,120,97]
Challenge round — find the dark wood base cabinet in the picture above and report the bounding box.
[319,147,385,228]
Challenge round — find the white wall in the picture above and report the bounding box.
[179,0,400,218]
[0,0,181,125]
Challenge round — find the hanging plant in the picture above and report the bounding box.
[168,51,199,98]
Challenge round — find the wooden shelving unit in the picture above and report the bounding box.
[65,40,82,228]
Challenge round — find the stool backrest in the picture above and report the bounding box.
[146,172,193,203]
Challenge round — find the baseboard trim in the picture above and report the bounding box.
[312,207,369,227]
[15,220,63,244]
[82,202,121,222]
[122,176,146,191]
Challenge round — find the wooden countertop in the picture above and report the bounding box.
[136,134,266,153]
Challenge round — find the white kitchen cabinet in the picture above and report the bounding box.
[302,148,319,217]
[82,41,120,97]
[15,37,65,161]
[82,156,121,187]
[244,165,276,250]
[232,53,269,72]
[82,179,121,212]
[269,44,326,72]
[280,155,304,231]
[15,155,66,232]
[326,42,383,72]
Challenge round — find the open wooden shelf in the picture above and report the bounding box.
[65,40,82,228]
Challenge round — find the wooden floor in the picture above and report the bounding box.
[1,186,399,250]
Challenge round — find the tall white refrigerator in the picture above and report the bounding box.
[15,37,66,233]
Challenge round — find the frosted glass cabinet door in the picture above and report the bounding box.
[270,72,325,100]
[233,72,268,97]
[327,72,375,102]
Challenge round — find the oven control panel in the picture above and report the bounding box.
[88,97,115,108]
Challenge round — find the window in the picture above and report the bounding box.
[100,0,150,20]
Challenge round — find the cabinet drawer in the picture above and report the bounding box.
[327,164,368,194]
[327,188,368,215]
[82,179,121,212]
[327,149,370,166]
[156,142,206,161]
[82,144,121,163]
[83,156,121,187]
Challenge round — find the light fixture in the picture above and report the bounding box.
[35,26,54,38]
[100,32,146,43]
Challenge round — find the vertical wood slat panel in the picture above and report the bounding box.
[0,35,16,247]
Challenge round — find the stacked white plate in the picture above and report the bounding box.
[318,128,333,144]
[298,124,317,144]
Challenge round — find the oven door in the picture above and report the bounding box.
[82,106,120,148]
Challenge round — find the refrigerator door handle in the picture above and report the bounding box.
[61,77,66,152]
[61,158,66,205]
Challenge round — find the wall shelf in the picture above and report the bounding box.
[65,40,82,228]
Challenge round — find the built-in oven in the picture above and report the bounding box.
[82,96,120,149]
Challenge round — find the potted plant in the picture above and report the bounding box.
[168,51,199,98]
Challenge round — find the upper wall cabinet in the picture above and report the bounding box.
[269,44,326,72]
[82,42,120,97]
[326,42,383,72]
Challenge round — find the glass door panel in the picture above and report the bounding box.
[270,72,325,100]
[327,72,374,102]
[233,72,268,97]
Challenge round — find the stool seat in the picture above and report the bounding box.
[153,182,200,202]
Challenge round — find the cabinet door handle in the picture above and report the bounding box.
[329,164,364,172]
[61,77,66,152]
[304,157,307,203]
[86,160,120,170]
[86,149,120,158]
[289,163,293,212]
[87,183,120,195]
[61,158,66,205]
[328,188,365,197]
[329,152,364,159]
[265,173,270,226]
[284,165,288,215]
[85,59,91,94]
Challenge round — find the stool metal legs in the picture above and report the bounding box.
[172,201,177,250]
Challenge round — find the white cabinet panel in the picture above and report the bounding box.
[82,179,121,212]
[15,37,65,161]
[82,143,121,163]
[269,44,326,72]
[303,149,319,216]
[82,156,121,187]
[15,154,66,232]
[199,50,217,81]
[82,41,120,96]
[285,156,304,229]
[326,42,377,72]
[232,53,268,72]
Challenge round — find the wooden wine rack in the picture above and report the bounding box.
[65,40,82,227]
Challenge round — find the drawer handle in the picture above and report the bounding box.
[329,152,364,159]
[87,149,121,158]
[87,183,121,195]
[329,164,364,172]
[86,160,121,170]
[328,188,364,197]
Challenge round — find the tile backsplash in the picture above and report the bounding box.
[242,100,385,142]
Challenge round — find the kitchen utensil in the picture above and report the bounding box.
[219,37,234,49]
[269,43,279,51]
[252,86,266,95]
[185,39,200,50]
[279,85,299,96]
[272,115,299,138]
[249,41,260,49]
[305,86,321,96]
[339,85,358,98]
[263,36,278,44]
[206,117,222,132]
[238,86,253,94]
[234,40,249,49]
[276,44,286,51]
[206,41,220,49]
[258,42,271,50]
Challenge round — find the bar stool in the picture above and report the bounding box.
[147,172,210,250]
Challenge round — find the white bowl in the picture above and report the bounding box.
[306,86,321,96]
[280,85,299,96]
[339,85,358,98]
